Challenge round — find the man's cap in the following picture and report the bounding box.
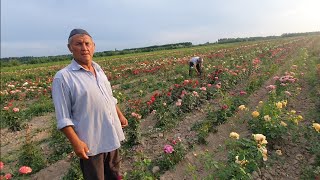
[68,28,91,39]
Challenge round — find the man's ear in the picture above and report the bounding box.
[91,42,96,52]
[68,44,73,53]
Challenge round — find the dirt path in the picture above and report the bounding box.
[1,113,54,157]
[31,159,71,180]
[0,113,73,180]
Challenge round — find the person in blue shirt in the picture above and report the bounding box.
[52,28,128,180]
[189,56,204,77]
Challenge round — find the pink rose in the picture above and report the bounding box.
[164,145,174,154]
[175,101,182,106]
[200,87,207,91]
[0,161,4,170]
[284,91,292,96]
[3,107,9,111]
[273,76,280,80]
[19,166,32,174]
[4,173,12,179]
[12,107,19,113]
[215,83,221,89]
[192,91,199,97]
[266,85,276,90]
[172,140,177,145]
[239,91,247,95]
[221,105,228,110]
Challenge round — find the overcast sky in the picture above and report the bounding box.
[1,0,319,58]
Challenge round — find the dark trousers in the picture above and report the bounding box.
[80,149,121,180]
[189,62,202,76]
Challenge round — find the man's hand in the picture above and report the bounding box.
[72,140,90,159]
[116,105,128,128]
[119,116,128,128]
[61,126,90,160]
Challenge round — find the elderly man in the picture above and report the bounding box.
[52,28,128,180]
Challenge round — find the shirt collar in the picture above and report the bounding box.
[70,59,101,72]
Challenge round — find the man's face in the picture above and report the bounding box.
[68,34,95,65]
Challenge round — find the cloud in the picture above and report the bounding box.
[1,0,319,57]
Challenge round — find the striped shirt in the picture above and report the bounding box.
[52,60,125,156]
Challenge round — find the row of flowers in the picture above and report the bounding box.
[222,48,320,178]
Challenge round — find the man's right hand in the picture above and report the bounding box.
[61,126,90,160]
[72,140,90,159]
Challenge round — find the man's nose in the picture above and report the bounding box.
[80,43,88,50]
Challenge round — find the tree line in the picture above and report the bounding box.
[0,42,192,67]
[217,31,320,44]
[1,31,319,67]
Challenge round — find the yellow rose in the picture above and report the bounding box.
[312,123,320,132]
[229,132,240,139]
[235,156,249,165]
[276,102,283,109]
[262,153,268,161]
[290,110,296,114]
[253,134,267,145]
[281,100,287,107]
[261,139,268,145]
[259,147,268,161]
[238,105,246,111]
[275,150,282,156]
[235,155,240,164]
[259,146,267,155]
[252,111,260,118]
[264,115,271,122]
[280,121,287,127]
[253,134,265,141]
[297,115,303,121]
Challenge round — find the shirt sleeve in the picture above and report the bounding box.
[112,96,118,105]
[106,82,118,105]
[52,77,74,130]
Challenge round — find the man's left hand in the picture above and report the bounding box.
[119,116,128,128]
